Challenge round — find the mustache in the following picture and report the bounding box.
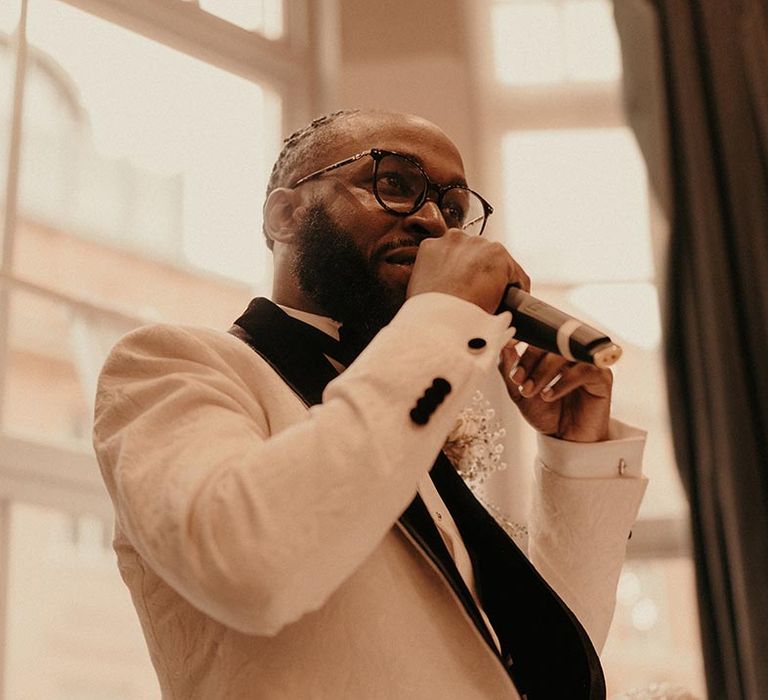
[373,238,420,263]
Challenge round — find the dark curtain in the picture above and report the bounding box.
[650,2,768,698]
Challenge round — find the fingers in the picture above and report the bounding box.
[508,261,531,294]
[543,363,613,400]
[501,345,612,401]
[499,342,527,404]
[410,234,526,314]
[513,347,572,399]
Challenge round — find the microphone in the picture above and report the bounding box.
[499,285,623,368]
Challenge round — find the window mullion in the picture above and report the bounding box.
[0,0,30,431]
[490,85,625,130]
[0,498,9,700]
[0,436,112,519]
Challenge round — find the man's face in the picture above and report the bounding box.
[290,114,468,335]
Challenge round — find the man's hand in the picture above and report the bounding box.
[406,229,530,314]
[406,231,610,441]
[499,340,612,442]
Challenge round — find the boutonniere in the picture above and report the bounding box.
[444,390,528,550]
[444,390,507,484]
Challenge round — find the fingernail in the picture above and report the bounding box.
[543,373,562,392]
[521,379,534,396]
[510,366,525,384]
[541,387,554,400]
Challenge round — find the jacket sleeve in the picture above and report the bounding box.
[93,293,512,636]
[527,424,648,652]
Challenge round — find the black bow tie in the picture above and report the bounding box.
[285,320,369,368]
[335,323,372,366]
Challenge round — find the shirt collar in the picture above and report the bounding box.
[275,303,341,341]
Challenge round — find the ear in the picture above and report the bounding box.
[263,187,303,244]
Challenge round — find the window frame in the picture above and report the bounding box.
[0,0,318,499]
[0,0,326,689]
[462,0,686,561]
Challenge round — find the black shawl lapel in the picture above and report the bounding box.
[232,298,339,405]
[430,453,606,699]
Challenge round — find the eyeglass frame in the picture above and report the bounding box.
[290,148,494,235]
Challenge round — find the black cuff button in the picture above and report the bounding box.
[432,377,451,394]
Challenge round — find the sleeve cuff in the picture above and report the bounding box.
[390,292,514,360]
[536,419,647,479]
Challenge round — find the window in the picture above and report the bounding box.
[20,0,280,287]
[0,0,310,695]
[501,127,653,284]
[476,0,705,695]
[4,502,159,698]
[493,0,621,85]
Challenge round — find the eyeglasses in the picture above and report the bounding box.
[291,148,493,236]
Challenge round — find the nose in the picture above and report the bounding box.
[402,199,449,240]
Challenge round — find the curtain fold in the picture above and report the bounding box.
[649,1,768,698]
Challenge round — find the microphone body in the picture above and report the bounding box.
[499,286,622,368]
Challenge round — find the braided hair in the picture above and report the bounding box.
[262,109,361,250]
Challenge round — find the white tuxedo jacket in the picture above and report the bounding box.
[93,293,647,699]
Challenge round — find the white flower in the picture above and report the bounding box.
[443,390,507,485]
[448,413,482,443]
[443,391,528,551]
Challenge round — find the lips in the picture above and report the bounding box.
[382,246,419,267]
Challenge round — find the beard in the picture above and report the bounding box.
[291,202,406,341]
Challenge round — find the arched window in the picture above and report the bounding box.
[0,1,317,695]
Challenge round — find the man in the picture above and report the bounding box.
[93,110,647,699]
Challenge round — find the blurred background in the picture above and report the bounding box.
[0,1,707,698]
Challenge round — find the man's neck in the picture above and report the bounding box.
[270,285,328,317]
[273,301,341,341]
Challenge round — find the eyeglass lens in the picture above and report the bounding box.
[374,153,486,234]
